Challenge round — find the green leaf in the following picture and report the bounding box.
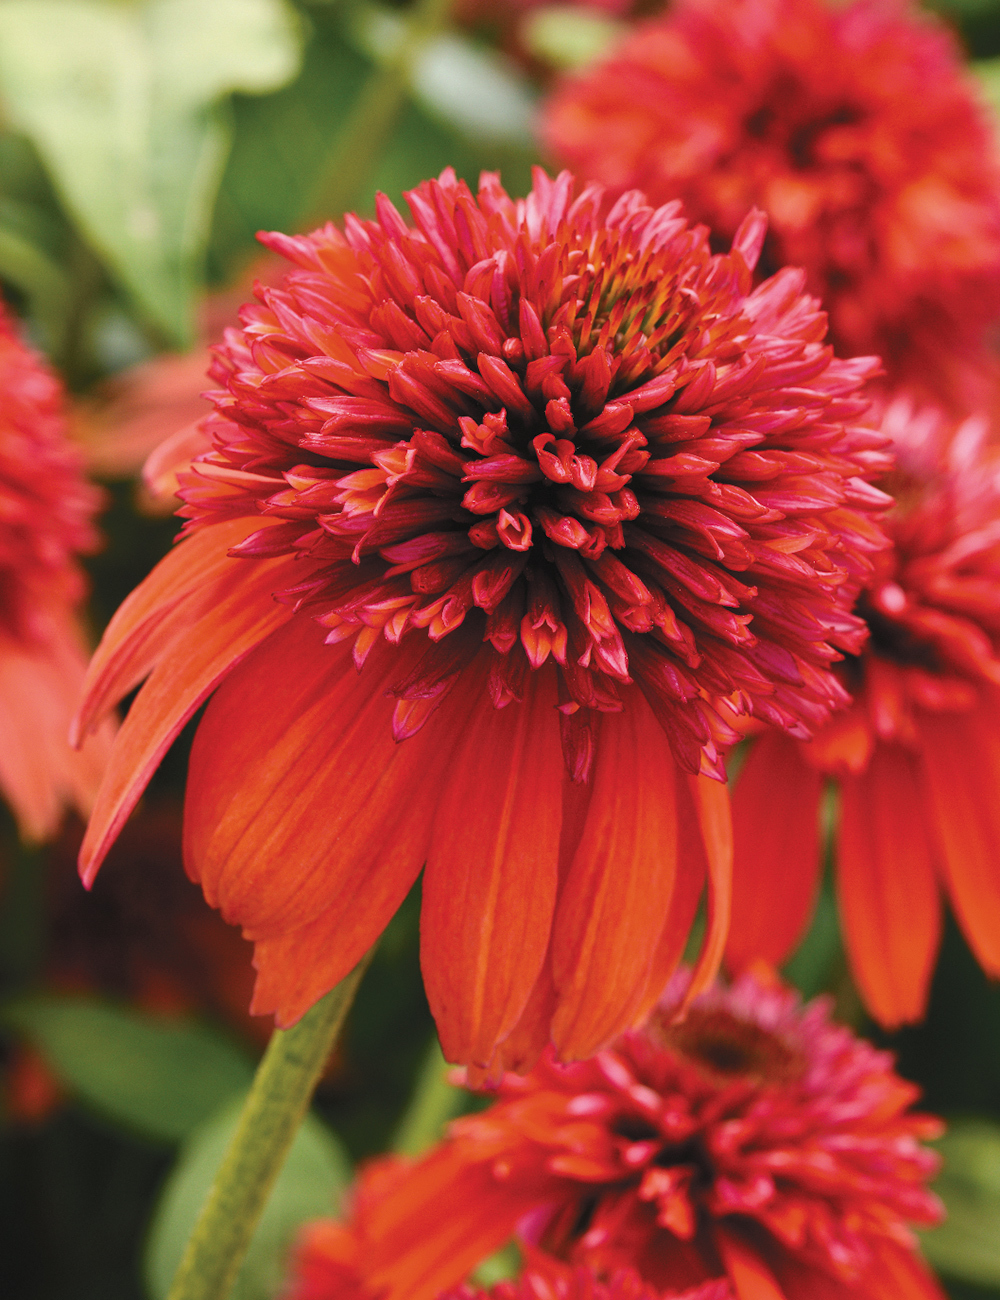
[2,996,255,1143]
[521,6,623,70]
[922,1118,1000,1287]
[145,1094,352,1300]
[0,222,71,348]
[0,0,302,344]
[409,35,536,146]
[975,58,1000,126]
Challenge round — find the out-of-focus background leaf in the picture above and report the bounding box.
[2,997,255,1144]
[144,1094,351,1300]
[923,1119,1000,1289]
[0,0,302,346]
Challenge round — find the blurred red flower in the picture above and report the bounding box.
[729,398,1000,1026]
[75,169,888,1074]
[542,0,1000,412]
[290,1251,731,1300]
[0,297,113,841]
[282,969,944,1300]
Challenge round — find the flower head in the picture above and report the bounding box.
[283,970,944,1300]
[75,168,888,1074]
[729,398,1000,1026]
[0,297,110,840]
[289,1249,731,1300]
[543,0,1000,409]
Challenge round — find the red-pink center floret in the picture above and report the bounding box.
[182,169,890,780]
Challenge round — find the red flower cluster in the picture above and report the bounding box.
[0,297,110,840]
[543,0,1000,410]
[284,970,944,1300]
[729,398,1000,1025]
[75,169,889,1073]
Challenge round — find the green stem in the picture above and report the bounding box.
[166,952,372,1300]
[301,0,454,227]
[392,1036,464,1157]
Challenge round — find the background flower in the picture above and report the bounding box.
[542,0,1000,413]
[728,397,1000,1027]
[282,969,944,1300]
[0,296,113,842]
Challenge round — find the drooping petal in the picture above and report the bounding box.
[918,698,1000,976]
[640,773,709,1015]
[727,731,823,972]
[0,618,113,841]
[72,516,276,742]
[78,557,294,884]
[422,663,563,1071]
[185,621,464,958]
[838,744,941,1028]
[359,1149,554,1300]
[715,1229,785,1300]
[680,772,733,1008]
[550,691,680,1058]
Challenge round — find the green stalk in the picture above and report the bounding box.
[166,953,372,1300]
[392,1035,464,1157]
[301,0,454,227]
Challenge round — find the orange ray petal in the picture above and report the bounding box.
[78,559,293,884]
[727,730,823,972]
[550,691,680,1058]
[360,1147,560,1300]
[185,622,466,950]
[679,771,733,1009]
[716,1228,786,1300]
[640,770,709,1015]
[918,697,1000,975]
[72,516,280,742]
[838,743,941,1027]
[0,614,114,841]
[422,663,563,1070]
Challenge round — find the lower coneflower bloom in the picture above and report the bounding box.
[288,1245,732,1300]
[728,398,1000,1027]
[0,297,111,841]
[542,0,1000,411]
[280,970,944,1300]
[74,168,889,1074]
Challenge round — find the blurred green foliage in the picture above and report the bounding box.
[2,998,255,1144]
[145,1095,351,1300]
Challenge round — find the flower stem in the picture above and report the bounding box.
[165,953,372,1300]
[301,0,454,226]
[392,1036,464,1156]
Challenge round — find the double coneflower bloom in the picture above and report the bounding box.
[284,969,944,1300]
[75,168,889,1072]
[729,399,1000,1027]
[543,0,1000,411]
[0,297,111,841]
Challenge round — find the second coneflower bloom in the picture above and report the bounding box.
[74,168,889,1073]
[0,296,111,842]
[283,970,944,1300]
[729,398,1000,1027]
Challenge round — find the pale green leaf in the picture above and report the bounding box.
[974,57,1000,123]
[145,1094,352,1300]
[409,34,536,146]
[521,6,623,71]
[3,996,255,1143]
[921,1117,1000,1287]
[0,0,302,343]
